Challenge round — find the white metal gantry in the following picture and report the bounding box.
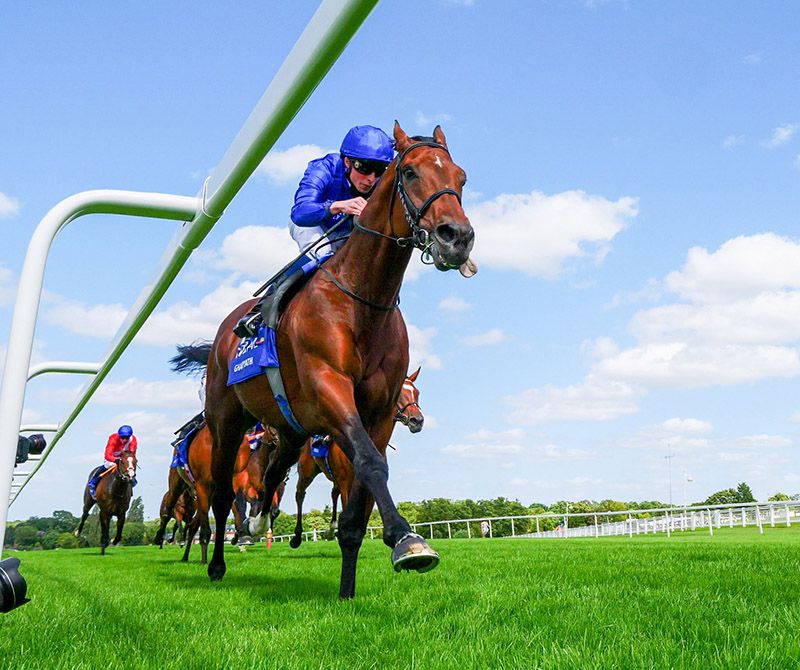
[0,0,380,557]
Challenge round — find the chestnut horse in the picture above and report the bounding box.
[290,367,424,547]
[188,123,473,599]
[76,449,137,554]
[153,468,197,548]
[231,424,286,543]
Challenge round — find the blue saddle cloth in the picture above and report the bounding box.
[227,325,279,386]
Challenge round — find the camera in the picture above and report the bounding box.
[0,557,29,613]
[15,434,47,465]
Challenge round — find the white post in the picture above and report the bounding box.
[510,518,515,537]
[0,0,383,556]
[467,522,471,539]
[628,515,633,538]
[447,522,452,539]
[769,505,775,528]
[535,518,540,534]
[488,520,493,539]
[741,509,746,527]
[666,511,671,538]
[594,515,599,538]
[786,505,791,528]
[707,510,713,537]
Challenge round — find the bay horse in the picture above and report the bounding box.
[188,122,473,598]
[290,367,424,547]
[231,424,286,544]
[76,449,137,554]
[153,468,197,548]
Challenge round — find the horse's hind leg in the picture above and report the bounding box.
[75,491,95,537]
[207,412,247,582]
[195,485,212,565]
[181,513,199,562]
[290,465,316,549]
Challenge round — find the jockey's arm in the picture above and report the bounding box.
[291,158,338,227]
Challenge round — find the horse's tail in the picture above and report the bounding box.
[170,341,213,375]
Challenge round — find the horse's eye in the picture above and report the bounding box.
[403,167,417,180]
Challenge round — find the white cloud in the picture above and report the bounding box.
[443,428,525,459]
[406,323,442,370]
[507,374,640,423]
[762,123,798,148]
[0,264,15,305]
[257,144,334,184]
[209,225,298,278]
[94,378,202,409]
[414,110,454,130]
[743,52,763,64]
[722,134,744,149]
[42,295,127,338]
[658,418,713,435]
[469,189,637,278]
[665,233,800,303]
[139,279,260,346]
[0,192,20,217]
[438,296,470,312]
[594,343,800,389]
[459,328,507,347]
[532,443,594,461]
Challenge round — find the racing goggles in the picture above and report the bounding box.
[350,158,388,177]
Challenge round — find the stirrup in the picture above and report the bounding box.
[233,312,261,338]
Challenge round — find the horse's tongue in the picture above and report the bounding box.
[459,257,478,278]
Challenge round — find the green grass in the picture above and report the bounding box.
[2,526,800,669]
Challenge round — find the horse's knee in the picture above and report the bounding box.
[337,520,364,550]
[199,525,211,545]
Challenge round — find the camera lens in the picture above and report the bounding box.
[0,557,29,613]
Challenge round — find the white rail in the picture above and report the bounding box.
[266,500,799,544]
[0,0,380,558]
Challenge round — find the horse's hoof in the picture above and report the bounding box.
[239,535,254,546]
[208,562,226,582]
[289,536,302,549]
[230,535,238,546]
[391,533,439,573]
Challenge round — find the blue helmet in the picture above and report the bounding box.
[340,125,394,163]
[118,425,133,438]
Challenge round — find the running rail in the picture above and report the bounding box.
[0,0,379,556]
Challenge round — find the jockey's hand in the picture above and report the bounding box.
[330,197,368,217]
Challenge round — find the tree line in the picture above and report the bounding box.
[5,483,797,549]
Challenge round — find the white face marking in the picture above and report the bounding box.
[127,456,135,477]
[434,155,443,168]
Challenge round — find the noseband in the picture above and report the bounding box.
[395,399,421,426]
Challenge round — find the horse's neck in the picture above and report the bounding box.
[328,175,413,319]
[110,469,128,496]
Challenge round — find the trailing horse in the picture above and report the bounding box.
[290,367,424,547]
[76,449,137,554]
[176,123,473,598]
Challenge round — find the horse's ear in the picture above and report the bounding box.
[408,366,421,382]
[433,125,448,148]
[394,120,412,152]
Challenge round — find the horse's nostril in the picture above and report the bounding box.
[435,222,459,245]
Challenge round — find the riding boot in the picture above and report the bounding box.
[233,277,282,338]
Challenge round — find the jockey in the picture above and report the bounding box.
[234,125,394,338]
[88,425,138,498]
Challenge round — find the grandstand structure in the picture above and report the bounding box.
[0,0,380,557]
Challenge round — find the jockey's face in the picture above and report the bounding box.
[345,157,379,195]
[120,435,131,444]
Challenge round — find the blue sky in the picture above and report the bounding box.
[3,1,800,520]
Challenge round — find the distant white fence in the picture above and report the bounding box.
[268,500,799,544]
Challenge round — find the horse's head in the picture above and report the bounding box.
[115,449,137,483]
[392,122,475,272]
[395,367,424,434]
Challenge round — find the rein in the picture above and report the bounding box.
[394,400,420,425]
[323,140,462,310]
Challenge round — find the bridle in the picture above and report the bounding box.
[320,140,463,311]
[394,380,422,426]
[353,140,462,258]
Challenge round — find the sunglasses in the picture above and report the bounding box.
[350,158,388,177]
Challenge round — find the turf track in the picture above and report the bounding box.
[1,526,799,669]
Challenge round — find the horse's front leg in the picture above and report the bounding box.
[112,511,126,546]
[99,510,111,555]
[315,375,438,586]
[290,457,315,549]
